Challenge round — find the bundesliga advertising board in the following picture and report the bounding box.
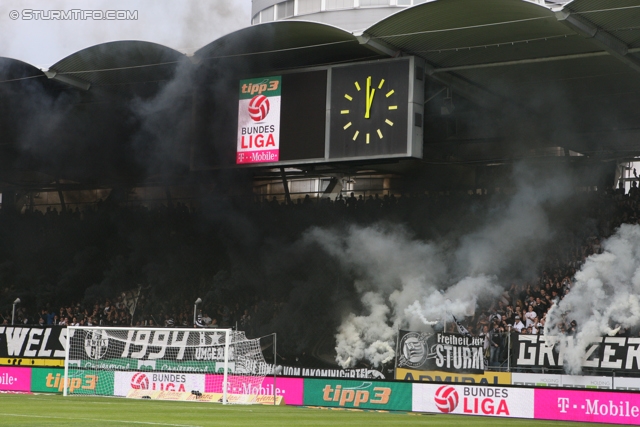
[236,76,282,164]
[413,383,534,419]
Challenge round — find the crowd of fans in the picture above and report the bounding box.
[1,180,638,365]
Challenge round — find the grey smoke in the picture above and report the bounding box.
[545,223,640,373]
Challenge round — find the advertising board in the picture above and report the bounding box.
[205,374,303,405]
[237,76,282,164]
[413,383,534,418]
[535,388,640,424]
[396,368,511,385]
[0,367,31,392]
[304,378,411,411]
[114,371,204,396]
[31,367,113,395]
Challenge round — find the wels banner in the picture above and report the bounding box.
[535,388,640,424]
[205,374,303,405]
[514,335,640,372]
[0,367,31,392]
[396,368,510,385]
[114,371,204,396]
[413,383,534,419]
[0,326,66,359]
[397,330,484,374]
[237,76,281,164]
[304,379,411,411]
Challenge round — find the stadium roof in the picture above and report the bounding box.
[1,0,640,189]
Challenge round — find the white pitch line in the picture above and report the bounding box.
[0,413,201,427]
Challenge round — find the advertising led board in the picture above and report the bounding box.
[237,76,282,164]
[413,383,534,419]
[304,378,411,411]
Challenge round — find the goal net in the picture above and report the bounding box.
[64,326,272,404]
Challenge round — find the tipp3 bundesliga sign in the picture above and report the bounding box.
[237,76,282,164]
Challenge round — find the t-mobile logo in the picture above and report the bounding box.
[558,397,570,413]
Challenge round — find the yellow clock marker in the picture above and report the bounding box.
[385,119,394,126]
[345,94,353,101]
[377,129,383,139]
[386,90,395,98]
[366,133,370,144]
[344,122,352,130]
[355,82,361,91]
[378,79,385,89]
[341,110,350,114]
[353,130,359,141]
[389,106,397,110]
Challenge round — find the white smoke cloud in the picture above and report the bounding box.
[545,223,640,373]
[304,164,575,368]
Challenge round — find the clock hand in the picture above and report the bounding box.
[365,76,375,119]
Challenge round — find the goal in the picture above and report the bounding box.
[64,326,273,404]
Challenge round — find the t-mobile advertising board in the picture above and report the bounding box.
[237,76,281,164]
[0,367,31,392]
[412,383,534,418]
[535,388,640,424]
[204,374,303,405]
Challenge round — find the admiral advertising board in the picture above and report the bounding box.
[396,368,511,385]
[397,330,485,374]
[237,76,282,164]
[413,383,534,419]
[304,379,411,411]
[514,335,640,372]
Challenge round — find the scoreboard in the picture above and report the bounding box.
[192,56,424,170]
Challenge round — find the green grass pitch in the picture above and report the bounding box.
[0,394,617,426]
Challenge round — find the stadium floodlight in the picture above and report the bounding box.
[11,298,20,325]
[64,326,272,404]
[194,298,202,326]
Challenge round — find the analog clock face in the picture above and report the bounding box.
[329,60,410,159]
[340,75,399,145]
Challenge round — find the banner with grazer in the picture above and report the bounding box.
[514,334,640,372]
[396,330,484,374]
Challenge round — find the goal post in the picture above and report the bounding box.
[64,326,273,404]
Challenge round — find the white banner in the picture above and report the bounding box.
[512,373,562,387]
[114,371,205,396]
[613,377,640,390]
[413,383,534,418]
[561,375,612,389]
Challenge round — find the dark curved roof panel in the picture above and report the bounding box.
[48,41,186,87]
[195,21,384,74]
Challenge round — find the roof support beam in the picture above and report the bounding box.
[354,32,400,57]
[555,9,640,75]
[43,70,91,91]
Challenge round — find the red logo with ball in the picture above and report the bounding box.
[248,95,270,121]
[131,373,149,390]
[434,386,459,413]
